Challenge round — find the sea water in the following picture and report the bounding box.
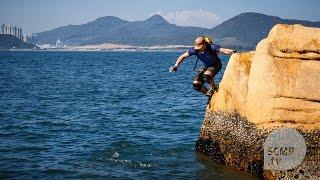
[0,51,257,179]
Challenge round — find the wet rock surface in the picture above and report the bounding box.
[195,112,320,179]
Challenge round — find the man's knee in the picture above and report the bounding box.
[192,81,202,91]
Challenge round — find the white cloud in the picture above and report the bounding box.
[150,9,221,28]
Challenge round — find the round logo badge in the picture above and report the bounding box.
[264,127,306,170]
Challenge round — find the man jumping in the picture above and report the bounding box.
[170,36,236,97]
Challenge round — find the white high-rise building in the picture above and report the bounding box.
[17,28,22,39]
[23,34,30,43]
[29,34,38,45]
[23,33,38,45]
[1,24,23,40]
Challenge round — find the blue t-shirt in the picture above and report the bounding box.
[188,44,221,67]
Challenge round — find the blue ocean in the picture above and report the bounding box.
[0,51,257,179]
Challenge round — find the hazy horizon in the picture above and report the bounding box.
[0,0,319,34]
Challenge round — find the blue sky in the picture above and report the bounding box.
[0,0,319,34]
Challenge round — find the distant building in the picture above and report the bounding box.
[1,24,8,34]
[29,34,38,45]
[1,24,23,40]
[13,26,17,36]
[23,34,29,43]
[17,28,22,39]
[55,38,64,48]
[23,33,38,45]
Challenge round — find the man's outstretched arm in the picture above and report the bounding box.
[219,48,237,55]
[174,52,189,67]
[170,52,189,72]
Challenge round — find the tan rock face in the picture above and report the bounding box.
[209,52,254,113]
[197,24,320,179]
[208,24,320,131]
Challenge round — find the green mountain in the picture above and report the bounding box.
[212,12,320,49]
[36,15,210,46]
[36,12,320,50]
[0,34,36,49]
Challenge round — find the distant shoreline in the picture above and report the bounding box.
[40,43,192,52]
[2,44,192,52]
[3,48,189,52]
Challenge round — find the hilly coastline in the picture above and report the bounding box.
[0,34,36,49]
[37,15,209,47]
[36,12,320,50]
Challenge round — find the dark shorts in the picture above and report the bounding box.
[193,59,222,84]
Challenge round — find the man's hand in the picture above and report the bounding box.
[169,65,178,73]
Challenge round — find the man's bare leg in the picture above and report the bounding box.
[210,78,216,90]
[193,80,208,95]
[200,86,208,95]
[204,70,215,90]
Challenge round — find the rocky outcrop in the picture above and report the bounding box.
[196,24,320,179]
